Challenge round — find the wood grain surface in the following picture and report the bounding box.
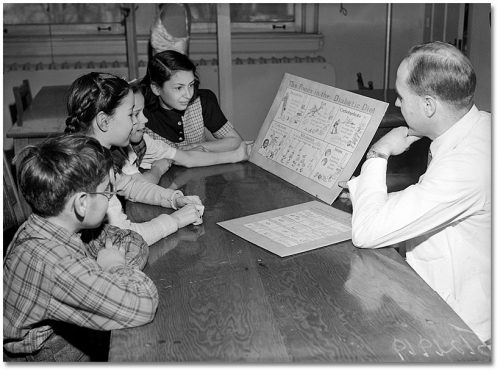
[109,162,490,362]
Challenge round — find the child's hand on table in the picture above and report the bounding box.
[174,195,203,208]
[170,204,204,228]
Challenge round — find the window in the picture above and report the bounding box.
[3,3,125,36]
[3,3,315,36]
[3,3,320,67]
[189,3,302,33]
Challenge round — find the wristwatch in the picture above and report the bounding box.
[366,149,389,160]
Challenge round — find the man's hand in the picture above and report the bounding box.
[97,239,126,271]
[371,126,421,157]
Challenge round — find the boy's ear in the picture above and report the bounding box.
[96,111,109,132]
[73,192,88,221]
[150,83,161,97]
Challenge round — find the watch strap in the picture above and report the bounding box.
[366,149,389,160]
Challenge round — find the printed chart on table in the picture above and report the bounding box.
[218,201,351,257]
[222,74,388,257]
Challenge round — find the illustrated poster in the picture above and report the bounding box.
[217,201,351,257]
[250,73,389,204]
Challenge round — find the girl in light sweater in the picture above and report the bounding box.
[64,72,203,245]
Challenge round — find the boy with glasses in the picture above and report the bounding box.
[3,134,158,361]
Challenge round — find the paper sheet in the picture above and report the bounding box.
[218,201,351,257]
[250,73,388,204]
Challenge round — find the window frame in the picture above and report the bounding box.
[3,3,321,68]
[190,3,304,33]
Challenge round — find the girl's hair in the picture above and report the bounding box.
[17,134,113,217]
[143,50,200,102]
[65,72,130,134]
[404,41,476,109]
[129,78,148,96]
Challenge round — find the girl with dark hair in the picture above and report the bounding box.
[129,79,251,170]
[65,72,204,245]
[142,50,244,153]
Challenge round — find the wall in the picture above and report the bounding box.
[319,3,425,91]
[3,60,333,143]
[9,3,489,147]
[467,4,491,112]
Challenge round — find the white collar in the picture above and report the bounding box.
[429,105,480,159]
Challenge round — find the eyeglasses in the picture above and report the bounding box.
[87,183,117,201]
[87,190,117,200]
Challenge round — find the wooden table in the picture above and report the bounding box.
[6,85,69,156]
[108,162,490,362]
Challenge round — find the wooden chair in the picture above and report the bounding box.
[356,72,373,90]
[3,153,29,251]
[12,79,33,126]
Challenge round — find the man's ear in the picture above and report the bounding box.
[96,111,109,132]
[150,83,161,97]
[73,192,88,222]
[423,95,437,118]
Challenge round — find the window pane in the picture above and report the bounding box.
[3,3,122,24]
[231,3,294,23]
[189,3,294,23]
[190,3,216,23]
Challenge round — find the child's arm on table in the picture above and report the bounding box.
[106,195,203,246]
[141,158,172,184]
[115,171,202,209]
[181,124,243,152]
[141,133,251,169]
[52,234,159,329]
[84,224,150,269]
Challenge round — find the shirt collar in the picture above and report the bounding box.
[429,105,480,159]
[28,213,87,256]
[127,144,138,165]
[155,97,186,116]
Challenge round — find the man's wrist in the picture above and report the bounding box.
[366,148,389,160]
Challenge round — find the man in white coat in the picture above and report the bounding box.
[347,41,491,343]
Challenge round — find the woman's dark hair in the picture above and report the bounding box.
[65,72,130,134]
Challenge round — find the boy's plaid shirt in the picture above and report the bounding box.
[3,214,158,354]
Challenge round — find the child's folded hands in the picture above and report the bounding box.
[170,204,204,228]
[97,239,126,271]
[174,194,203,209]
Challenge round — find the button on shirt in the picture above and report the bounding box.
[348,106,491,342]
[144,89,227,144]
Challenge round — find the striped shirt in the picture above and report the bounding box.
[3,214,158,354]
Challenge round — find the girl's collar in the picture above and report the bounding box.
[158,95,173,110]
[158,96,186,115]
